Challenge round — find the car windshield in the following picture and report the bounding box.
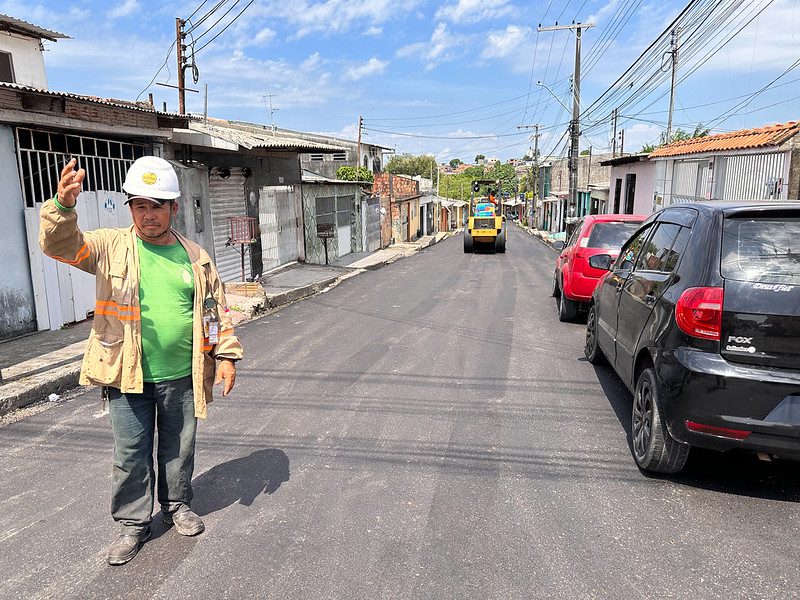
[721,217,800,284]
[586,221,642,250]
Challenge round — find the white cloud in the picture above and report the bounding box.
[696,0,799,72]
[365,26,383,36]
[249,0,421,39]
[396,22,465,69]
[343,57,388,80]
[253,27,276,46]
[435,0,515,24]
[107,0,139,20]
[480,25,532,60]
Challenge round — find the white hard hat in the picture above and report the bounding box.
[123,156,180,202]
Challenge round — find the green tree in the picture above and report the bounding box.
[486,162,518,196]
[385,153,437,178]
[335,165,374,182]
[449,158,463,169]
[642,123,710,153]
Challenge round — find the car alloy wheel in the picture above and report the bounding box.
[584,305,604,364]
[631,368,690,473]
[632,379,654,462]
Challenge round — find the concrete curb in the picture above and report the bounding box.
[0,361,81,415]
[264,275,342,308]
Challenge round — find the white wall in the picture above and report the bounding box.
[608,161,656,215]
[0,32,48,89]
[0,125,37,338]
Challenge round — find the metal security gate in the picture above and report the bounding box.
[24,191,131,331]
[336,195,352,257]
[260,186,300,271]
[209,167,248,282]
[362,197,380,252]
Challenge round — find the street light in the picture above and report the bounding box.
[536,81,571,112]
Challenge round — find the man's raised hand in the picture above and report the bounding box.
[57,158,86,208]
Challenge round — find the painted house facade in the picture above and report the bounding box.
[650,121,800,209]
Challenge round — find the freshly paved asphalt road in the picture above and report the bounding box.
[1,225,798,600]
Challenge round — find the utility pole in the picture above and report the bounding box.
[665,28,679,144]
[517,123,540,227]
[611,108,618,157]
[175,18,187,114]
[539,21,595,214]
[619,129,625,156]
[356,115,363,174]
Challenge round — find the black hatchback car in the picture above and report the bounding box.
[584,202,800,473]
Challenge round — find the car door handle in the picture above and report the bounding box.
[644,293,656,306]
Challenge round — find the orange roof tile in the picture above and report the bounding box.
[649,121,799,158]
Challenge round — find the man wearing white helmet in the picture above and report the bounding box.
[40,156,243,565]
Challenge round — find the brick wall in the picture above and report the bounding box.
[372,172,419,199]
[548,153,613,194]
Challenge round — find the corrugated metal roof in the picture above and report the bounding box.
[182,120,349,152]
[650,121,800,158]
[301,169,362,184]
[0,82,181,116]
[0,14,69,41]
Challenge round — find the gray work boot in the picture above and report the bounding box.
[106,528,151,566]
[163,509,205,536]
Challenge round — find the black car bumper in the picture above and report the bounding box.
[659,347,800,459]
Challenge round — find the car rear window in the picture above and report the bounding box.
[721,217,800,284]
[586,221,642,249]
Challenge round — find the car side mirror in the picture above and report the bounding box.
[589,254,612,271]
[553,241,565,251]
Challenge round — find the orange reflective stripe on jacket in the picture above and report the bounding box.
[46,242,90,266]
[95,300,141,321]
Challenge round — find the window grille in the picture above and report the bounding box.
[15,127,151,207]
[332,152,347,162]
[309,153,324,162]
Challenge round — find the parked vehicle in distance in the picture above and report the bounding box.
[552,214,646,322]
[584,201,800,474]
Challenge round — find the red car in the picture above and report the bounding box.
[552,214,646,322]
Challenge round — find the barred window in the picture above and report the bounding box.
[309,153,324,162]
[16,127,151,207]
[332,152,347,162]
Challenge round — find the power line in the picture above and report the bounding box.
[195,0,256,53]
[185,0,230,35]
[193,0,242,42]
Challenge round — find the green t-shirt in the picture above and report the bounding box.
[137,238,195,382]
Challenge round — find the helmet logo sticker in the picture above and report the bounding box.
[142,172,158,185]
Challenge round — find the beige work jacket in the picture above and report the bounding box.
[39,199,243,418]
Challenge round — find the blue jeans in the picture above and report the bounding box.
[108,375,197,534]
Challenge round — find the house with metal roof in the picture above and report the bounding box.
[169,117,352,278]
[0,14,191,339]
[650,121,800,208]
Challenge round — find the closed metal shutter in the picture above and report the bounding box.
[209,168,248,282]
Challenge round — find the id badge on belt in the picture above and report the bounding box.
[203,297,220,345]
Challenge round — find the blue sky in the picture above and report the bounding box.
[8,0,800,162]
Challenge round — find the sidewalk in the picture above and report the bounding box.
[514,220,560,251]
[0,233,451,417]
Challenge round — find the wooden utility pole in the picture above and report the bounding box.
[176,18,187,114]
[539,22,595,214]
[356,115,363,174]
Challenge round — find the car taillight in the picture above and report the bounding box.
[685,420,751,440]
[675,286,723,341]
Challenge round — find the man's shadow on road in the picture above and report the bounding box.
[191,448,290,516]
